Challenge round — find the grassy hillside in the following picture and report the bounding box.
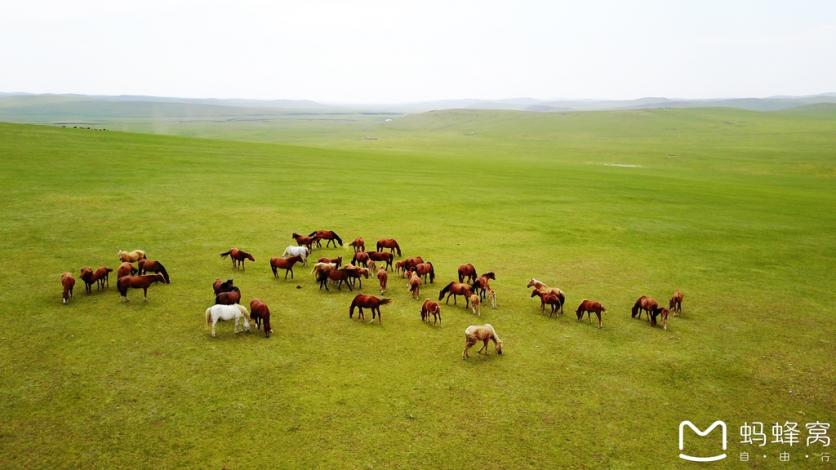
[0,109,833,467]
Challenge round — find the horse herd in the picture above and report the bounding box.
[58,231,685,359]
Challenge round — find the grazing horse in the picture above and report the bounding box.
[631,296,658,321]
[457,264,478,283]
[80,267,95,294]
[205,304,250,337]
[220,248,255,271]
[137,259,170,283]
[60,272,75,304]
[213,278,234,294]
[396,256,424,277]
[367,251,394,271]
[344,265,370,288]
[311,262,337,279]
[292,232,318,250]
[526,278,548,290]
[118,249,146,262]
[215,287,241,305]
[117,261,137,279]
[376,239,402,257]
[270,255,304,280]
[669,290,684,315]
[407,270,421,299]
[413,262,435,283]
[469,294,481,316]
[576,299,606,328]
[462,324,503,359]
[318,267,353,291]
[348,237,365,252]
[282,246,310,266]
[473,272,496,300]
[651,307,671,330]
[92,266,113,290]
[531,289,565,316]
[421,299,441,325]
[249,298,272,338]
[317,256,342,267]
[117,274,166,301]
[309,230,343,248]
[438,282,474,307]
[349,295,391,323]
[377,267,388,293]
[351,251,370,267]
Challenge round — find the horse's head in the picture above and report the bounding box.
[530,289,540,298]
[495,340,503,355]
[526,278,536,288]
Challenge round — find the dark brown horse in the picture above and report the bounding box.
[421,299,441,325]
[349,237,365,252]
[531,289,564,317]
[351,251,370,267]
[457,264,478,283]
[270,255,304,279]
[317,256,342,267]
[61,272,75,304]
[473,272,496,300]
[137,259,170,283]
[213,278,234,294]
[413,262,435,283]
[249,298,272,338]
[669,290,684,315]
[367,251,394,271]
[576,299,606,328]
[376,239,402,257]
[318,266,353,291]
[439,281,474,307]
[292,232,318,250]
[349,295,391,323]
[117,274,166,301]
[220,248,255,271]
[215,287,241,305]
[117,261,137,279]
[631,296,658,321]
[309,230,343,248]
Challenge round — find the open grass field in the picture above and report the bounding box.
[0,106,834,468]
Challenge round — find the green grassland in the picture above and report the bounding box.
[0,106,834,468]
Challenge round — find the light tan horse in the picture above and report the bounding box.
[462,324,503,359]
[487,288,497,309]
[469,294,481,316]
[118,249,146,262]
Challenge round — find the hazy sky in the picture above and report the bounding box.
[2,0,834,103]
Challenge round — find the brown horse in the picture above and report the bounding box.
[669,290,684,315]
[309,230,343,248]
[117,249,146,263]
[367,251,394,271]
[344,265,370,289]
[349,294,391,323]
[473,272,496,300]
[396,256,424,277]
[651,307,671,330]
[576,299,606,328]
[420,299,441,325]
[469,294,481,316]
[317,256,342,267]
[349,237,365,252]
[213,278,234,294]
[377,267,388,293]
[376,239,402,257]
[531,289,564,317]
[531,286,565,314]
[80,267,95,294]
[631,296,658,321]
[351,251,370,267]
[60,272,75,304]
[439,281,474,307]
[220,248,255,271]
[462,324,503,359]
[215,287,241,305]
[270,255,304,280]
[249,298,273,338]
[318,266,353,291]
[292,232,318,250]
[413,262,435,283]
[407,270,421,299]
[137,259,169,283]
[117,274,166,301]
[117,262,137,279]
[457,264,478,283]
[93,266,113,289]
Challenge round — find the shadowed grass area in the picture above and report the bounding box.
[0,108,833,468]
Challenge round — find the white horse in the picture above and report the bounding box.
[462,324,503,359]
[282,245,310,266]
[205,304,251,337]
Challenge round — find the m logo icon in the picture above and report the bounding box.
[678,420,727,462]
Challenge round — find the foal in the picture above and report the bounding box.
[420,299,441,325]
[377,267,388,294]
[469,294,481,316]
[669,290,684,315]
[407,270,422,299]
[60,272,75,304]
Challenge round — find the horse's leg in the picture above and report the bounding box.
[143,287,148,301]
[211,320,217,337]
[597,312,602,328]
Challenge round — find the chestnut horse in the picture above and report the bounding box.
[413,262,435,283]
[462,324,503,359]
[439,281,474,307]
[137,259,170,283]
[349,237,365,252]
[457,264,478,283]
[407,270,421,299]
[60,272,75,304]
[215,287,241,305]
[377,267,388,293]
[309,230,343,248]
[213,278,234,294]
[118,249,146,262]
[349,295,391,323]
[351,251,370,267]
[367,251,394,271]
[473,272,496,300]
[531,289,563,317]
[376,239,402,257]
[117,274,166,301]
[117,262,137,279]
[396,256,424,277]
[576,299,606,328]
[469,294,481,316]
[220,248,255,271]
[249,298,273,338]
[92,266,113,290]
[344,265,370,288]
[669,290,684,315]
[270,255,304,280]
[318,266,353,291]
[421,299,441,325]
[292,232,318,250]
[631,296,658,321]
[317,256,342,267]
[651,307,671,330]
[531,286,565,315]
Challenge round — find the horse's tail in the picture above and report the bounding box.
[438,282,453,300]
[428,262,435,282]
[332,232,343,246]
[395,242,401,257]
[263,308,272,337]
[156,262,170,283]
[631,297,642,317]
[220,251,231,259]
[205,308,212,328]
[349,299,356,317]
[379,298,392,305]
